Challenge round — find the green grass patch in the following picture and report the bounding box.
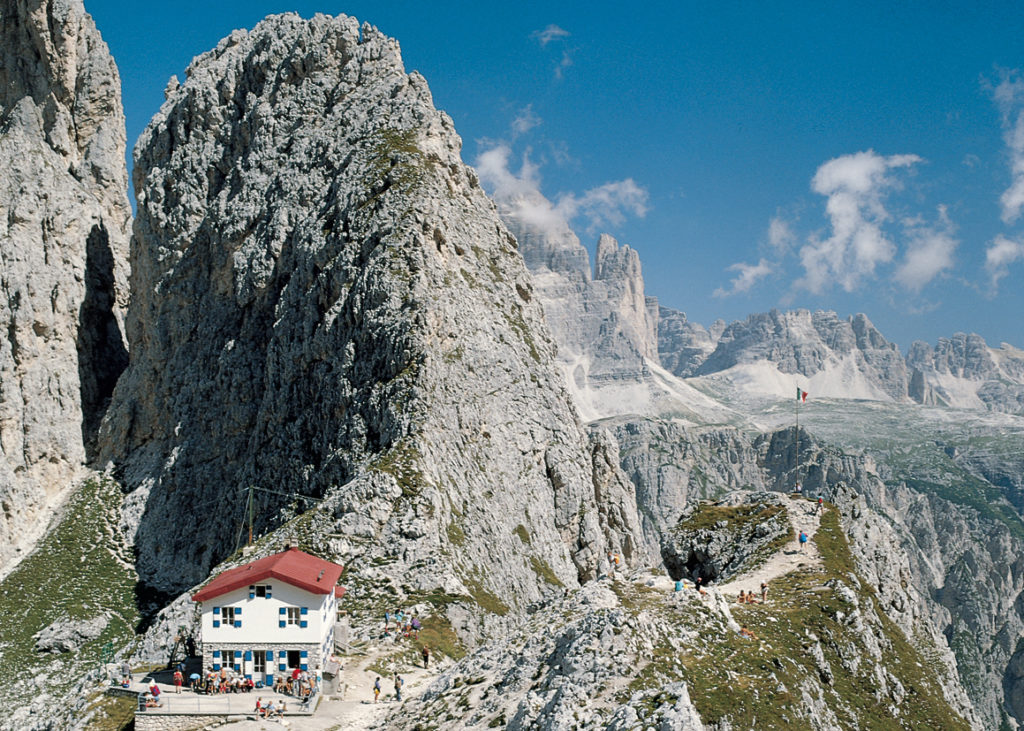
[446,520,466,547]
[0,476,140,706]
[84,691,137,731]
[463,576,509,616]
[529,556,563,587]
[670,506,973,730]
[677,502,786,532]
[902,476,1024,540]
[370,441,428,498]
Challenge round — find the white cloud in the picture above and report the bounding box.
[556,179,648,233]
[892,206,958,292]
[989,70,1024,223]
[531,24,569,47]
[510,105,541,138]
[797,150,921,294]
[713,259,774,298]
[474,143,648,240]
[555,50,574,80]
[985,234,1024,290]
[768,216,795,252]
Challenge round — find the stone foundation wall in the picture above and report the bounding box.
[135,714,232,731]
[202,642,321,677]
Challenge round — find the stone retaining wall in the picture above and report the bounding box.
[135,714,237,731]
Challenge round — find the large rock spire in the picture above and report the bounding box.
[0,0,130,571]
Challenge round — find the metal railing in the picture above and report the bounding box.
[135,690,314,715]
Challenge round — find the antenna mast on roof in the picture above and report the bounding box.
[247,485,255,546]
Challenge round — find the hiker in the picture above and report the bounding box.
[739,625,757,640]
[254,697,263,715]
[394,674,404,701]
[760,581,768,602]
[173,669,183,693]
[384,611,390,632]
[120,661,131,686]
[695,577,707,596]
[798,530,808,551]
[736,590,746,604]
[373,677,381,703]
[422,645,431,669]
[817,496,823,514]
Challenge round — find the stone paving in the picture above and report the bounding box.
[126,671,314,716]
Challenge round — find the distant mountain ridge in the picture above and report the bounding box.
[657,305,1024,413]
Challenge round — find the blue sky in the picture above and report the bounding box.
[87,1,1024,350]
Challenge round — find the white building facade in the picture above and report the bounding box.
[192,548,344,685]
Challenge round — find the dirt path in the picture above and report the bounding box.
[722,495,823,599]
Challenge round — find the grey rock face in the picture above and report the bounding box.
[693,309,909,401]
[611,418,770,561]
[33,614,108,654]
[907,333,1024,413]
[0,0,130,571]
[492,191,668,418]
[657,306,724,377]
[97,14,642,611]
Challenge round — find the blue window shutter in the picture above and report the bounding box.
[300,620,308,628]
[279,608,286,615]
[235,607,241,615]
[300,651,308,658]
[266,674,273,684]
[213,620,220,628]
[279,620,286,628]
[234,651,241,658]
[300,663,308,671]
[279,663,287,671]
[244,650,252,661]
[212,663,220,671]
[213,650,221,658]
[235,620,242,628]
[266,591,272,599]
[245,674,252,680]
[300,607,308,615]
[267,651,274,659]
[213,607,220,615]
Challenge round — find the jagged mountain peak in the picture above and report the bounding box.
[96,12,642,608]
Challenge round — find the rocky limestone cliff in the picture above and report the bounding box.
[0,0,129,572]
[487,186,707,421]
[657,305,724,377]
[907,333,1024,414]
[96,14,642,615]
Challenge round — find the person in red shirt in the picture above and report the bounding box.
[173,669,183,693]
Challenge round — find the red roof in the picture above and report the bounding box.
[192,548,344,602]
